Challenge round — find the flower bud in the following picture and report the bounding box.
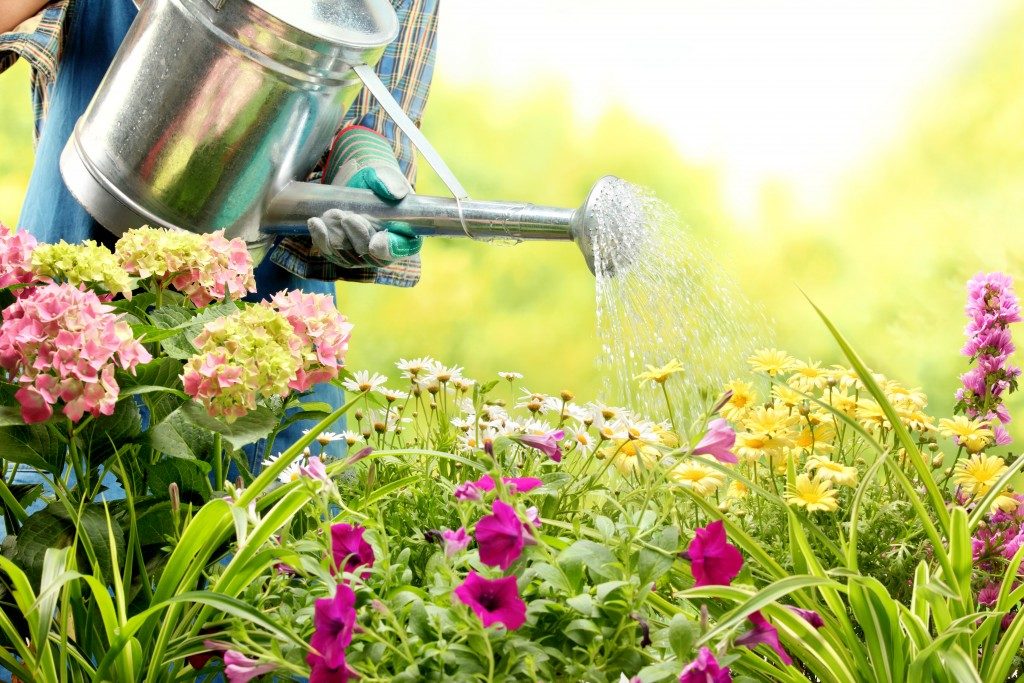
[560,390,574,402]
[169,482,180,514]
[354,409,364,421]
[931,454,945,469]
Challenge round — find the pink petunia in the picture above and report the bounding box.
[787,605,824,629]
[475,500,526,570]
[442,527,470,557]
[678,647,732,683]
[223,650,277,683]
[453,571,527,630]
[310,584,357,669]
[300,456,329,481]
[331,524,375,577]
[688,520,743,587]
[472,474,544,494]
[693,418,738,464]
[513,429,566,462]
[735,610,792,665]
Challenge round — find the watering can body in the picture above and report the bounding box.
[61,0,621,275]
[60,0,398,246]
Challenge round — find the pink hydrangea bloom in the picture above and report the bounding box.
[679,647,732,683]
[163,231,256,307]
[270,290,354,392]
[0,227,39,292]
[0,283,150,423]
[687,520,743,588]
[693,418,738,464]
[453,571,527,630]
[475,499,526,570]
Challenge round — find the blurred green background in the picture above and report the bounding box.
[2,2,1024,428]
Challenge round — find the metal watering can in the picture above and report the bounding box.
[59,0,619,274]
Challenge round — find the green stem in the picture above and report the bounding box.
[660,383,678,435]
[0,475,28,524]
[212,433,223,491]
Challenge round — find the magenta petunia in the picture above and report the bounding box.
[310,584,357,669]
[453,571,527,630]
[331,524,375,577]
[735,610,792,665]
[693,418,738,464]
[688,520,743,587]
[513,429,566,462]
[472,474,544,494]
[678,646,732,683]
[787,605,824,629]
[442,527,470,557]
[308,651,353,683]
[454,481,483,502]
[475,500,526,570]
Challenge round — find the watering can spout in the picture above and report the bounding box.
[262,176,623,276]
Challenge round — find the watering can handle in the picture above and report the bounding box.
[352,64,469,201]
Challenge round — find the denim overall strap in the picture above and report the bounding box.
[17,0,138,245]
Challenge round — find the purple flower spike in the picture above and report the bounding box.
[678,647,732,682]
[513,429,566,462]
[453,571,527,630]
[693,418,738,464]
[475,500,525,570]
[688,520,743,587]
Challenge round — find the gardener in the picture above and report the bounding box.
[0,0,437,464]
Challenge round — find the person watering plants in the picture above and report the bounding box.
[0,0,438,467]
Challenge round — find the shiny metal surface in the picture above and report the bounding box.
[263,175,624,275]
[61,0,397,242]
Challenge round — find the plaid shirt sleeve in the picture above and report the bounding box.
[271,0,440,288]
[0,0,69,140]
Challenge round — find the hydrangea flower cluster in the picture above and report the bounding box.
[115,227,256,306]
[182,305,302,421]
[0,226,39,292]
[956,272,1021,446]
[0,283,151,423]
[270,290,353,392]
[31,240,134,299]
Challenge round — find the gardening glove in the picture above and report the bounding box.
[308,126,422,268]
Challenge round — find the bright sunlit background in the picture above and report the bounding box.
[2,0,1023,428]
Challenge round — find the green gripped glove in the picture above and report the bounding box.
[307,126,423,267]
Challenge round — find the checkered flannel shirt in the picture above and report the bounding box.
[0,0,439,287]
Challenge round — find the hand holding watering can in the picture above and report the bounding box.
[59,0,623,275]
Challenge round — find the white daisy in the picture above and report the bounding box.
[427,364,464,384]
[498,371,523,381]
[396,357,440,381]
[377,387,409,402]
[341,430,363,446]
[566,425,597,454]
[341,370,388,393]
[262,453,303,485]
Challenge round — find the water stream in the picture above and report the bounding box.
[589,179,768,430]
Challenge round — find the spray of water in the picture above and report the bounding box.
[590,179,768,431]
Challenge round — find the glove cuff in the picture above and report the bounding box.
[323,126,402,186]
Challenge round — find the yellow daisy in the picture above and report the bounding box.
[788,359,830,393]
[991,492,1019,514]
[748,348,797,376]
[793,423,836,455]
[786,474,839,512]
[602,440,661,476]
[635,359,685,386]
[855,399,890,432]
[772,385,805,410]
[727,480,750,500]
[823,391,858,417]
[806,456,858,487]
[667,461,726,497]
[743,405,799,440]
[938,416,994,454]
[721,380,758,420]
[734,432,786,464]
[952,454,1007,497]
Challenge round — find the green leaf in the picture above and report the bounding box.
[0,406,27,428]
[147,407,214,460]
[79,399,143,466]
[179,402,280,451]
[668,612,699,660]
[0,423,64,472]
[148,458,212,503]
[558,540,619,582]
[8,504,125,586]
[566,593,594,616]
[150,302,240,360]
